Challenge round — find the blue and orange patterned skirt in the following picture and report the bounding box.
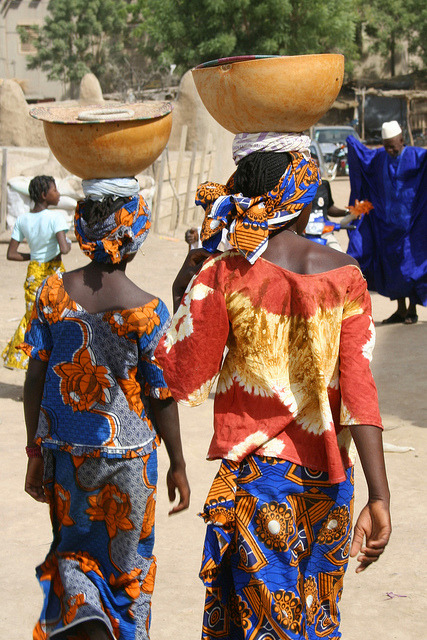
[200,455,354,640]
[34,449,158,639]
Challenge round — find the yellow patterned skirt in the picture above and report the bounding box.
[2,257,65,370]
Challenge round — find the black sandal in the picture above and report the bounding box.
[404,314,418,325]
[382,312,406,324]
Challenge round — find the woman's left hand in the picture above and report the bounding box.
[350,499,391,572]
[25,457,47,503]
[166,465,191,515]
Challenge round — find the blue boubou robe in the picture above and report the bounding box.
[346,136,427,305]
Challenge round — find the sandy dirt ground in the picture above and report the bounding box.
[0,177,426,639]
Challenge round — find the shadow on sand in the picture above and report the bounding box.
[372,320,426,428]
[0,381,23,401]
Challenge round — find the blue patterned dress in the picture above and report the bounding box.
[21,273,171,640]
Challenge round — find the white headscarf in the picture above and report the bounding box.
[82,177,140,200]
[232,132,312,164]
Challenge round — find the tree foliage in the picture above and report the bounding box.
[355,0,426,75]
[21,0,130,93]
[139,0,358,72]
[22,0,424,93]
[405,0,427,69]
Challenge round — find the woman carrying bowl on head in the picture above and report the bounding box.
[155,130,391,640]
[20,177,190,640]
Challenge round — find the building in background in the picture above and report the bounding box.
[0,0,63,101]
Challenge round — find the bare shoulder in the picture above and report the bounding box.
[62,268,160,313]
[62,267,82,279]
[263,231,361,275]
[127,281,158,308]
[305,239,360,274]
[112,275,159,310]
[61,267,86,290]
[328,249,359,269]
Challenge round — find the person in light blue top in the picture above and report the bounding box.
[2,175,71,370]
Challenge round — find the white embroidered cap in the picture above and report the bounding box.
[381,121,402,140]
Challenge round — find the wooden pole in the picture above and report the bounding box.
[153,150,166,235]
[0,148,7,233]
[183,142,197,226]
[170,124,187,231]
[193,135,209,222]
[361,88,366,141]
[206,132,214,178]
[406,97,414,146]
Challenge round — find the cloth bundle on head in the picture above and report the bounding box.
[197,133,320,264]
[82,177,141,200]
[232,132,312,164]
[75,178,151,263]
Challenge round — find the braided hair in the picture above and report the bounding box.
[80,196,131,229]
[234,152,291,197]
[28,175,55,204]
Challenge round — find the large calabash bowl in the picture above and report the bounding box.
[29,102,173,179]
[192,54,344,133]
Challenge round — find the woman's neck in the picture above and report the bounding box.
[85,259,127,274]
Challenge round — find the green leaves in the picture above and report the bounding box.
[24,0,423,93]
[24,0,131,90]
[355,0,425,75]
[141,0,357,71]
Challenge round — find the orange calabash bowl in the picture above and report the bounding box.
[30,102,173,179]
[192,54,344,133]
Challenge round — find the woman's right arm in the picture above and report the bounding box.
[150,397,190,515]
[56,230,71,255]
[349,424,391,573]
[24,358,48,503]
[20,284,53,503]
[7,238,30,261]
[339,273,391,572]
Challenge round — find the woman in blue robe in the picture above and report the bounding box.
[346,124,427,324]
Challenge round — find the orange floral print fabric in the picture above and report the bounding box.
[86,484,134,538]
[20,273,171,459]
[54,348,114,412]
[74,195,151,264]
[34,449,158,639]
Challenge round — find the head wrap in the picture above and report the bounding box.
[82,177,140,200]
[232,132,312,164]
[74,195,151,264]
[196,151,320,264]
[381,121,402,140]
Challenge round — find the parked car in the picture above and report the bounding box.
[309,140,328,179]
[313,125,360,163]
[313,125,360,179]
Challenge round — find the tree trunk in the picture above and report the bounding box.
[390,34,396,77]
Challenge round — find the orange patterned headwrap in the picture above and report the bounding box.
[74,195,151,264]
[196,152,320,263]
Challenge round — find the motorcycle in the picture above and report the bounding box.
[327,144,349,180]
[304,209,355,245]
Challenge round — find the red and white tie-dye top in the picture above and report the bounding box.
[155,250,382,483]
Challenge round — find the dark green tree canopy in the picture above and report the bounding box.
[140,0,358,71]
[21,0,425,93]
